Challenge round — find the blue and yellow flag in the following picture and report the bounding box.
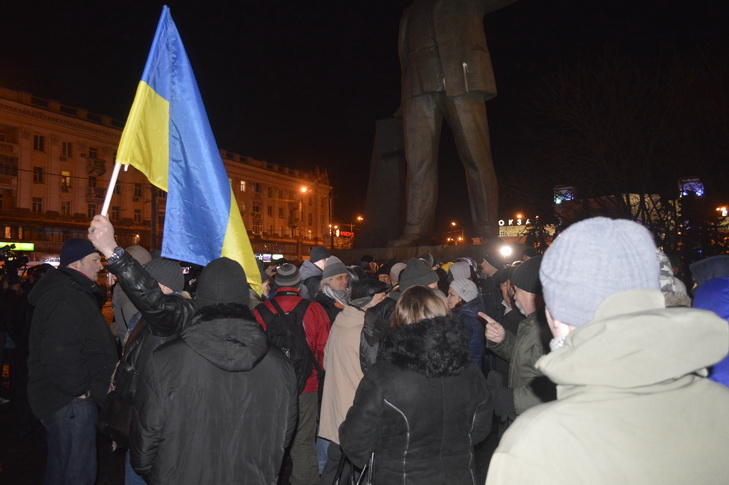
[116,6,261,293]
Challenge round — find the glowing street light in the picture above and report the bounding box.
[500,245,513,259]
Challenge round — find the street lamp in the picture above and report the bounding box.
[297,186,309,262]
[447,220,465,244]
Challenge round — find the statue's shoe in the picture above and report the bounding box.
[386,233,428,248]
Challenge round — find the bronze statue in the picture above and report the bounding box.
[388,0,518,247]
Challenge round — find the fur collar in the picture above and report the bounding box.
[378,315,471,378]
[190,303,255,325]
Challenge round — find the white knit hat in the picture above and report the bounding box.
[540,217,659,327]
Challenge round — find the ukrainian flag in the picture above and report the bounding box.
[116,6,261,293]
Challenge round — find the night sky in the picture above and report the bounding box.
[2,0,728,233]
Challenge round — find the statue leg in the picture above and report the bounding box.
[444,94,499,241]
[388,94,442,247]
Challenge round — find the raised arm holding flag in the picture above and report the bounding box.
[99,5,260,293]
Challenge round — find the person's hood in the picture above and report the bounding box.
[299,259,323,281]
[453,297,483,318]
[379,315,471,378]
[28,267,95,305]
[693,277,729,321]
[537,289,728,392]
[180,303,269,372]
[690,255,729,288]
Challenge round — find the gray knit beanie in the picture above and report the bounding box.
[540,217,659,327]
[399,258,438,292]
[275,263,301,287]
[449,261,471,280]
[322,256,348,279]
[450,278,479,303]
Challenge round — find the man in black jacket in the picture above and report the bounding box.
[88,216,298,484]
[89,215,298,485]
[27,238,117,485]
[132,258,298,484]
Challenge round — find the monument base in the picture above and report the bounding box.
[333,239,523,267]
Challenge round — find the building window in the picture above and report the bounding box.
[254,183,261,193]
[60,171,71,192]
[32,166,44,184]
[62,141,73,158]
[114,183,122,195]
[4,226,10,239]
[88,176,97,188]
[308,213,313,225]
[0,193,3,211]
[88,147,99,159]
[133,209,142,223]
[32,197,43,213]
[253,218,263,234]
[33,134,45,152]
[111,206,121,220]
[61,201,71,217]
[253,202,262,213]
[267,187,273,197]
[279,190,284,200]
[88,203,96,218]
[134,183,142,200]
[279,208,284,219]
[240,180,246,192]
[267,206,273,216]
[158,212,165,228]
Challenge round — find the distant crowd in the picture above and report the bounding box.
[1,215,728,484]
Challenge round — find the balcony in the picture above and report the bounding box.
[86,158,106,176]
[86,186,107,203]
[0,142,17,154]
[0,174,16,188]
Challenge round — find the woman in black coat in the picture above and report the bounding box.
[339,286,493,484]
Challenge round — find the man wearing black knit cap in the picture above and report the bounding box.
[27,238,117,485]
[131,257,298,484]
[481,256,555,427]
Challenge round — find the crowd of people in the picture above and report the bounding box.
[1,214,729,484]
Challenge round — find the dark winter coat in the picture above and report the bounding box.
[299,259,323,300]
[108,251,195,341]
[108,251,195,376]
[452,298,486,367]
[315,292,344,327]
[27,267,117,418]
[359,292,398,373]
[340,315,492,484]
[131,304,298,485]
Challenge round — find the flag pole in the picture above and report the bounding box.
[100,162,124,216]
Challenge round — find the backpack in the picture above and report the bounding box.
[257,298,321,394]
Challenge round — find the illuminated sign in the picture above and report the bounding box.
[498,219,531,227]
[257,253,285,263]
[0,242,35,251]
[339,231,354,238]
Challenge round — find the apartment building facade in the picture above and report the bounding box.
[0,86,332,263]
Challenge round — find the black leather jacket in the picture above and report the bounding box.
[359,293,398,374]
[107,251,195,341]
